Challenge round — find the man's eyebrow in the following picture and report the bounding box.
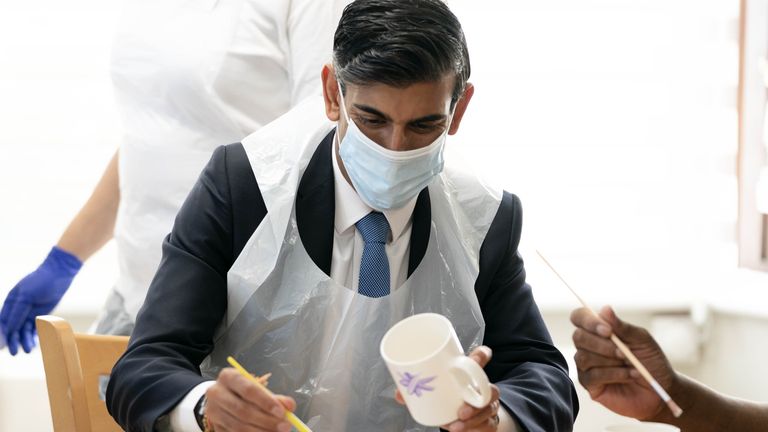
[411,114,447,123]
[353,104,391,120]
[353,104,447,123]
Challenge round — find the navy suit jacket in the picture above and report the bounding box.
[106,131,578,432]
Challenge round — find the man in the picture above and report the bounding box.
[107,1,578,431]
[571,306,768,431]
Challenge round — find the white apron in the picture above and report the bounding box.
[200,98,503,431]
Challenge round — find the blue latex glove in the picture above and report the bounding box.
[0,246,82,355]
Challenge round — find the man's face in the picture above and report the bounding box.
[337,77,454,152]
[322,65,474,153]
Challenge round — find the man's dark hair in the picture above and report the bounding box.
[333,0,470,105]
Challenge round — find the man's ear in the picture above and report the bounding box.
[322,64,341,121]
[448,83,474,135]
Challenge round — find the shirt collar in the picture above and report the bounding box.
[332,130,417,242]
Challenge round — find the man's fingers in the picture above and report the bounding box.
[461,400,499,427]
[444,405,497,431]
[570,307,612,337]
[208,401,277,432]
[274,395,296,412]
[578,366,636,391]
[468,345,492,367]
[206,406,241,432]
[443,384,499,431]
[572,328,619,358]
[573,348,625,371]
[394,389,405,405]
[206,382,290,432]
[220,368,285,418]
[599,306,651,344]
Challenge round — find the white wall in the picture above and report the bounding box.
[448,0,741,301]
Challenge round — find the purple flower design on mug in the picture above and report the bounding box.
[398,372,436,397]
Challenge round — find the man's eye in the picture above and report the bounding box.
[411,123,441,133]
[357,117,385,126]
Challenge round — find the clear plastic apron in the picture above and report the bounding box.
[200,98,502,431]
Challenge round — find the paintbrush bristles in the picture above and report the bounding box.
[667,399,683,418]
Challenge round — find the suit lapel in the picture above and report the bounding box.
[296,131,336,276]
[408,189,431,277]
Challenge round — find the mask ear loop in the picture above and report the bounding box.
[336,77,351,124]
[334,78,353,163]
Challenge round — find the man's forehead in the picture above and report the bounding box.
[343,78,455,117]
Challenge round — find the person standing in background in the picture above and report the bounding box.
[0,0,350,354]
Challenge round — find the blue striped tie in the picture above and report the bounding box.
[355,211,390,298]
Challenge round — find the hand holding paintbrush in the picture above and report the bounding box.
[200,357,304,432]
[536,251,683,419]
[227,356,313,432]
[570,305,683,421]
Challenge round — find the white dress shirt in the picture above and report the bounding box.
[167,136,517,432]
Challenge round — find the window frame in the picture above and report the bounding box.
[738,0,768,271]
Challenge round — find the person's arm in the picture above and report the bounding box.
[476,192,579,432]
[106,144,297,432]
[572,306,768,432]
[106,145,233,431]
[57,148,120,261]
[657,373,768,431]
[0,150,119,354]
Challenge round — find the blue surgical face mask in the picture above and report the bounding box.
[337,86,452,210]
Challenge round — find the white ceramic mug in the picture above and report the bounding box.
[604,422,681,432]
[380,313,492,426]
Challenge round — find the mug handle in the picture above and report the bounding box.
[449,356,492,408]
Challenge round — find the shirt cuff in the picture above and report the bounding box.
[169,381,215,432]
[497,405,521,432]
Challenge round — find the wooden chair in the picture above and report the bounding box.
[36,315,129,432]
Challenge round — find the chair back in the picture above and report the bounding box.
[36,315,129,432]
